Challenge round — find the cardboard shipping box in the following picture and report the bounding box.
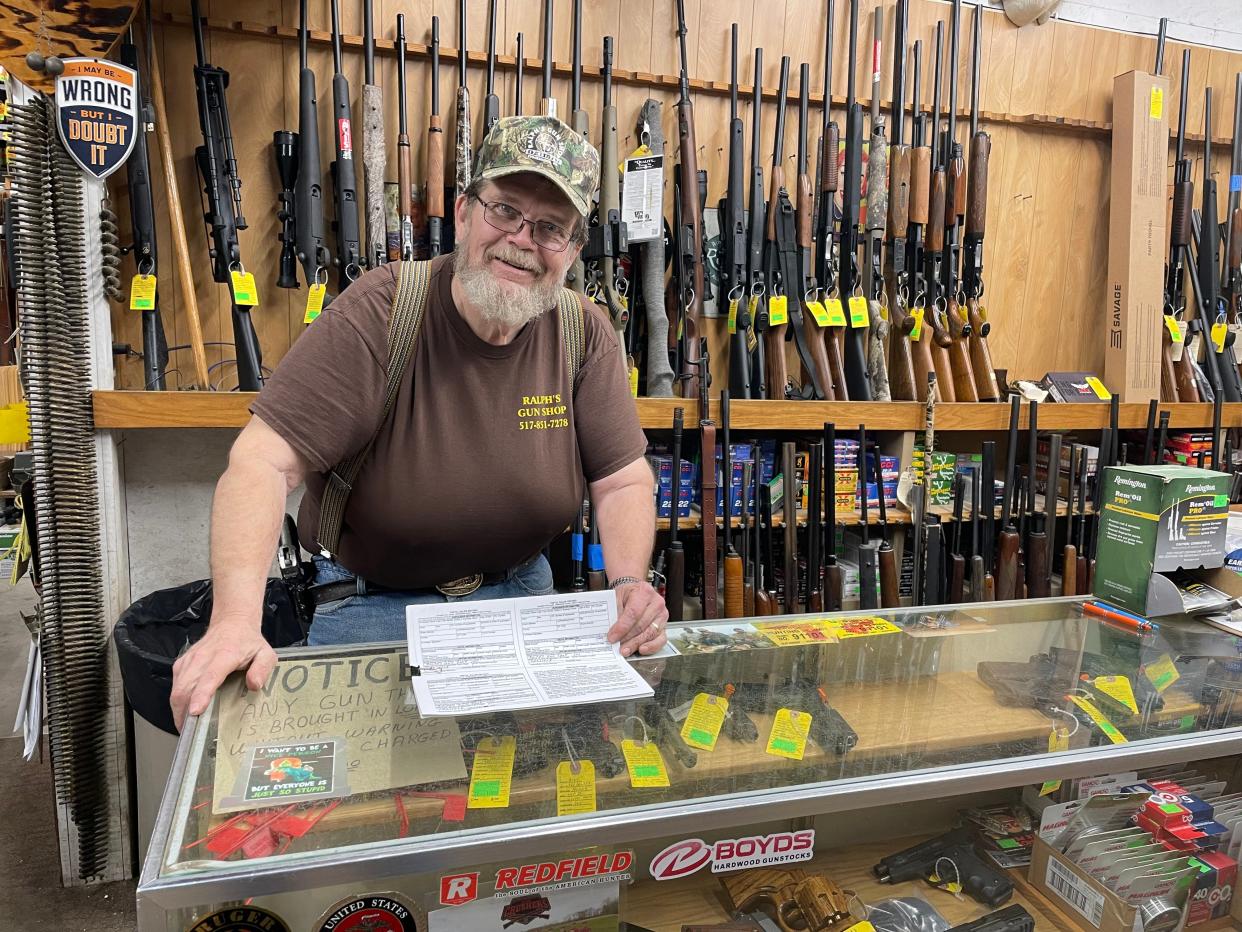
[1104,71,1170,403]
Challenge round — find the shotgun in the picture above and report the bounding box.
[541,0,556,117]
[857,426,879,610]
[863,8,891,401]
[455,0,473,201]
[395,14,415,261]
[723,24,752,398]
[665,408,686,620]
[293,0,330,298]
[797,60,834,400]
[764,57,794,400]
[566,0,587,293]
[722,392,744,618]
[875,445,899,608]
[741,461,755,615]
[1164,50,1198,402]
[995,395,1020,599]
[427,17,445,258]
[483,0,500,134]
[362,0,386,271]
[591,36,629,343]
[824,422,843,611]
[807,442,824,611]
[815,5,847,399]
[329,0,363,289]
[675,0,707,402]
[886,0,916,402]
[1063,442,1078,596]
[923,22,956,401]
[748,47,769,397]
[782,441,799,613]
[907,40,938,402]
[840,0,871,399]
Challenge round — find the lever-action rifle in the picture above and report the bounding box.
[815,4,847,399]
[329,0,363,290]
[190,0,263,391]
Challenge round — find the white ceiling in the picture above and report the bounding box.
[979,0,1242,52]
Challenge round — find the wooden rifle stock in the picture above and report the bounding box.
[909,147,930,224]
[964,132,1000,401]
[1062,543,1077,596]
[925,169,956,401]
[995,527,1018,600]
[799,178,836,399]
[724,550,744,617]
[1026,515,1049,598]
[945,295,978,401]
[765,161,790,400]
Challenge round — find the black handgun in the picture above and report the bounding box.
[641,700,698,769]
[873,829,1013,908]
[729,681,859,755]
[947,905,1034,932]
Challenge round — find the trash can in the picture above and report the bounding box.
[113,578,305,735]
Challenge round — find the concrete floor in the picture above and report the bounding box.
[0,578,136,928]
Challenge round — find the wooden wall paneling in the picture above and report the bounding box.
[1007,22,1053,117]
[1045,19,1095,122]
[503,0,540,117]
[1079,137,1113,375]
[1084,27,1120,126]
[1182,41,1212,136]
[981,123,1036,372]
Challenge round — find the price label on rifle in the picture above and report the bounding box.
[1093,675,1139,714]
[681,693,727,750]
[303,283,327,324]
[769,294,789,326]
[1212,320,1228,353]
[848,295,870,328]
[909,307,925,341]
[1144,655,1180,693]
[467,735,515,809]
[621,739,670,788]
[129,274,156,311]
[1040,728,1072,796]
[556,760,596,816]
[1149,86,1164,120]
[1068,695,1128,745]
[766,708,811,760]
[230,270,260,307]
[806,299,831,327]
[825,297,847,327]
[1164,316,1184,344]
[727,298,739,334]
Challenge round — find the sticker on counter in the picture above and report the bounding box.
[183,906,292,932]
[219,739,350,811]
[755,619,839,646]
[668,622,769,654]
[427,880,620,930]
[315,893,418,932]
[824,616,902,638]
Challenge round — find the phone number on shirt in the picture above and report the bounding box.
[519,418,570,430]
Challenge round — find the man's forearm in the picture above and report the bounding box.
[592,477,656,584]
[209,458,291,629]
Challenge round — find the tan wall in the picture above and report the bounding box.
[106,0,1242,391]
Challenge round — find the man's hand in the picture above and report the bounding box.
[608,582,669,657]
[170,620,277,731]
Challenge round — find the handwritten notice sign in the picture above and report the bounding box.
[212,651,466,813]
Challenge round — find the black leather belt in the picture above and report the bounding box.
[309,569,512,605]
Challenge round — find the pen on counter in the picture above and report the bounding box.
[1082,601,1158,631]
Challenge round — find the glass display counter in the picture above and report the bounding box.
[137,597,1242,931]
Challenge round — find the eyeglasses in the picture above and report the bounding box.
[476,197,574,252]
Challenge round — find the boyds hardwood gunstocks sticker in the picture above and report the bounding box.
[55,58,137,179]
[183,906,291,932]
[315,893,419,932]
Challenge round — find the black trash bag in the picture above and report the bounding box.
[113,578,305,735]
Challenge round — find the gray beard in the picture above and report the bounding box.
[454,245,563,329]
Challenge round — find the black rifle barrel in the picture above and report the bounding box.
[484,0,500,131]
[847,0,859,110]
[542,0,554,109]
[931,21,943,167]
[515,32,524,115]
[330,0,362,287]
[969,3,981,139]
[799,62,809,177]
[1155,17,1168,75]
[363,0,374,84]
[572,0,583,115]
[948,0,960,153]
[892,0,906,147]
[458,0,467,87]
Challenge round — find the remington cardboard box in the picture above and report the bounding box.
[1105,70,1169,404]
[1092,465,1231,615]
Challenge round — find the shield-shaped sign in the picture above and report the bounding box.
[54,57,137,179]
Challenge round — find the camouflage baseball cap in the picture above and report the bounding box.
[473,115,600,217]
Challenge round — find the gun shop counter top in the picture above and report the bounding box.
[137,595,1242,927]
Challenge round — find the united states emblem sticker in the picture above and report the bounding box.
[54,57,137,179]
[314,893,419,932]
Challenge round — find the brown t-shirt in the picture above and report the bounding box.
[252,256,646,588]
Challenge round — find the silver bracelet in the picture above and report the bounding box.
[608,576,643,590]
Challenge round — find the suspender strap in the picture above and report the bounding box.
[317,260,432,556]
[316,262,585,558]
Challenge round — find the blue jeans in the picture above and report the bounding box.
[306,553,556,646]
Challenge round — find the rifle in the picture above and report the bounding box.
[274,130,299,290]
[973,446,991,600]
[566,0,587,293]
[455,0,473,202]
[675,0,707,402]
[886,0,917,402]
[823,422,843,611]
[700,378,719,620]
[514,32,524,116]
[740,463,755,615]
[1042,432,1061,597]
[782,441,799,613]
[755,483,777,615]
[190,0,263,391]
[588,37,629,342]
[293,0,330,299]
[839,0,871,399]
[941,0,978,402]
[571,501,586,591]
[541,0,556,118]
[427,17,445,258]
[394,15,415,261]
[1163,50,1198,402]
[1227,72,1242,285]
[807,441,823,611]
[722,392,743,617]
[362,0,386,271]
[748,47,769,397]
[864,7,891,401]
[815,3,847,401]
[763,56,794,400]
[857,426,879,610]
[329,0,363,290]
[907,40,937,402]
[636,99,675,397]
[875,444,898,607]
[797,61,835,400]
[947,474,966,602]
[923,22,956,401]
[119,24,169,390]
[1063,442,1078,596]
[722,25,752,398]
[483,0,500,134]
[664,407,685,620]
[963,3,1000,402]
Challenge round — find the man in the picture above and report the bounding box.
[170,116,667,730]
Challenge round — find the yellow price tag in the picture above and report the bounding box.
[230,270,259,306]
[766,708,812,760]
[628,362,639,398]
[129,273,156,311]
[1144,655,1180,693]
[1069,695,1128,745]
[769,294,789,326]
[1084,376,1112,400]
[825,298,847,327]
[848,295,870,328]
[807,299,831,327]
[1040,728,1072,796]
[1093,675,1139,715]
[1150,86,1164,120]
[0,401,30,445]
[727,297,739,334]
[1212,320,1228,353]
[844,924,877,932]
[303,282,327,324]
[757,620,838,646]
[621,739,670,787]
[1165,316,1183,344]
[910,307,925,341]
[556,760,597,816]
[823,616,902,638]
[681,693,728,751]
[467,735,516,808]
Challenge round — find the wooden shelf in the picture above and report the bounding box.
[93,391,1242,433]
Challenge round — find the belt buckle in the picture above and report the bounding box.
[436,573,483,597]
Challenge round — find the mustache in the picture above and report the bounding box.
[487,245,545,275]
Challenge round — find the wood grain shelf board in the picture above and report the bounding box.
[92,391,1242,432]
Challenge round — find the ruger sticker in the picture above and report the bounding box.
[648,830,815,880]
[183,906,291,932]
[315,893,418,932]
[55,58,137,178]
